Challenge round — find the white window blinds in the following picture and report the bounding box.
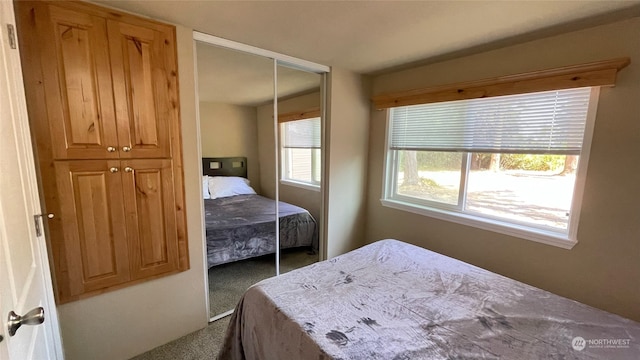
[389,87,592,155]
[282,117,321,149]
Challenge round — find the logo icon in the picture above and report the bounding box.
[572,336,586,351]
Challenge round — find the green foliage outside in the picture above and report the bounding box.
[420,177,439,187]
[398,151,462,171]
[417,151,462,170]
[497,154,565,171]
[399,151,566,172]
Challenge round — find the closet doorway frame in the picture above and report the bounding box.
[192,31,330,323]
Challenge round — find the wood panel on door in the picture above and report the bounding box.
[16,0,189,303]
[38,4,120,160]
[108,20,176,159]
[121,159,179,279]
[54,160,130,297]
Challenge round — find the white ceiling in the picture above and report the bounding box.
[196,43,321,105]
[95,0,640,105]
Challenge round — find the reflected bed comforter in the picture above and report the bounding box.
[204,194,317,268]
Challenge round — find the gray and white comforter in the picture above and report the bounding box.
[219,239,640,359]
[205,194,317,268]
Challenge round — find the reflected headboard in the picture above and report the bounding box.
[202,157,248,178]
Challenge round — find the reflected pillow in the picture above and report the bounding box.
[203,175,211,199]
[208,176,256,199]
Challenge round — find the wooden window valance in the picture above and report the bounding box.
[278,108,321,123]
[372,57,630,110]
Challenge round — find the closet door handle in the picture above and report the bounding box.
[106,146,116,153]
[109,167,119,173]
[122,146,131,152]
[124,167,133,173]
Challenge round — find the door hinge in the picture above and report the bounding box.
[34,214,43,237]
[7,24,16,49]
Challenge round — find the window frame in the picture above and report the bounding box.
[280,118,321,191]
[381,87,600,249]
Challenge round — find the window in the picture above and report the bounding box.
[382,87,599,248]
[281,117,321,189]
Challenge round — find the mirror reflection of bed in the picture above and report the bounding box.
[196,41,324,320]
[202,157,318,317]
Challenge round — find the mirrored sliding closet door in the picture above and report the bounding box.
[196,41,277,320]
[275,63,323,274]
[194,32,328,322]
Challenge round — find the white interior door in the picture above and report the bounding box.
[0,1,64,359]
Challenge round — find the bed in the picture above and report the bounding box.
[203,157,318,268]
[218,239,640,359]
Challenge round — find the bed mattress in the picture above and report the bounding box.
[219,239,640,359]
[204,194,317,268]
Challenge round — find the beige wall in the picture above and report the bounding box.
[56,25,208,360]
[366,18,640,321]
[199,102,261,193]
[324,68,370,258]
[256,104,276,199]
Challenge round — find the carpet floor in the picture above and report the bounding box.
[208,247,318,318]
[132,248,317,359]
[130,317,230,360]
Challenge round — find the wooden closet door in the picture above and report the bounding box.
[54,160,130,297]
[32,4,119,160]
[107,20,176,159]
[121,159,179,279]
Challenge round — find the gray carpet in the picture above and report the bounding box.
[132,248,317,360]
[130,317,230,360]
[209,247,318,317]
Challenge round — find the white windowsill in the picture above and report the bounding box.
[280,179,321,192]
[380,198,577,250]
